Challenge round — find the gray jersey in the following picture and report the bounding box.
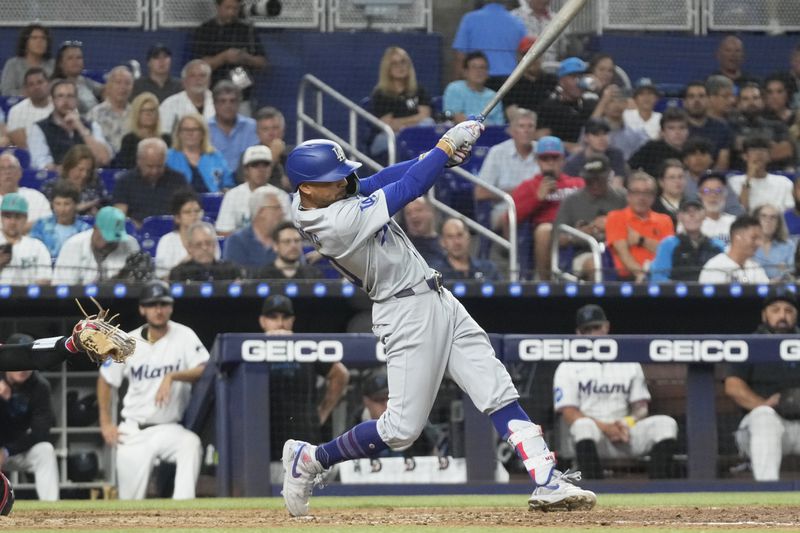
[292,190,431,301]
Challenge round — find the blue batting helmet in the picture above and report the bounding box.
[286,140,362,191]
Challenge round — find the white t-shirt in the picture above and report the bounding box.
[0,234,51,284]
[159,90,215,135]
[701,213,736,244]
[477,138,540,225]
[214,182,291,233]
[154,230,220,278]
[553,362,651,422]
[698,253,770,284]
[623,109,662,141]
[52,229,140,284]
[99,320,209,425]
[6,98,53,133]
[0,188,52,225]
[727,173,794,213]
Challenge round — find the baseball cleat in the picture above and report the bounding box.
[528,469,596,512]
[281,439,326,517]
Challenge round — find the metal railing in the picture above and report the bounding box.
[551,223,605,283]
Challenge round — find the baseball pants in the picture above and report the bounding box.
[372,287,519,451]
[735,405,800,481]
[569,415,679,458]
[115,422,202,499]
[4,441,59,501]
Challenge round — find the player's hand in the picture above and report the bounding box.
[627,227,642,247]
[155,374,173,407]
[614,420,631,443]
[62,110,81,131]
[0,380,10,401]
[537,174,557,200]
[598,420,626,442]
[268,138,286,161]
[100,423,120,446]
[0,249,12,269]
[765,392,781,408]
[439,120,484,155]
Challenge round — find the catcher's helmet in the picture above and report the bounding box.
[286,139,362,191]
[1,471,14,516]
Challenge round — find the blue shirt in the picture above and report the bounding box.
[452,3,527,77]
[166,149,234,193]
[442,80,505,125]
[754,239,796,280]
[222,224,277,269]
[29,215,91,259]
[784,209,800,237]
[209,114,258,172]
[650,235,725,282]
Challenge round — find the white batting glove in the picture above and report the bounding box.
[437,120,484,157]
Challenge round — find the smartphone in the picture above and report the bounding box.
[0,244,11,255]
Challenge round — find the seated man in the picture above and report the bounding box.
[554,305,679,479]
[401,197,445,265]
[727,136,794,214]
[86,66,134,155]
[501,36,557,118]
[594,86,648,161]
[442,51,504,125]
[52,206,140,284]
[130,44,182,103]
[682,137,744,217]
[697,172,737,244]
[622,78,662,141]
[563,118,628,184]
[0,193,52,285]
[254,107,291,192]
[30,180,91,258]
[208,81,258,173]
[698,214,769,284]
[159,60,214,136]
[429,218,500,281]
[222,187,286,271]
[97,281,208,499]
[628,107,690,178]
[0,152,52,231]
[169,221,241,281]
[536,57,597,152]
[6,67,53,149]
[683,81,732,170]
[253,222,321,280]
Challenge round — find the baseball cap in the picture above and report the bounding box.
[243,145,273,166]
[558,57,586,78]
[518,36,536,55]
[633,77,662,97]
[95,206,126,243]
[575,304,608,329]
[581,154,611,179]
[536,136,564,157]
[261,295,294,316]
[139,280,174,306]
[762,287,797,310]
[697,171,727,189]
[147,43,172,60]
[678,198,703,212]
[584,117,611,135]
[0,193,28,215]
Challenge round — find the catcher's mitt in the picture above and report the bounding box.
[71,297,136,364]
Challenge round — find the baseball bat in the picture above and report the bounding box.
[477,0,590,122]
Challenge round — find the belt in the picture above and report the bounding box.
[394,272,443,299]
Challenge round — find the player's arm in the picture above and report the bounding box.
[318,362,349,424]
[0,337,77,371]
[155,363,207,407]
[97,374,120,446]
[724,376,779,411]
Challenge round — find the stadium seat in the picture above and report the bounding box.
[430,95,443,115]
[201,192,225,221]
[3,147,31,169]
[98,168,124,194]
[655,97,683,113]
[139,215,175,257]
[396,124,449,160]
[81,69,106,84]
[479,125,509,147]
[435,169,474,220]
[0,95,23,116]
[20,169,56,190]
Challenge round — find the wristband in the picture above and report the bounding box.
[623,416,636,428]
[435,139,456,158]
[64,335,79,353]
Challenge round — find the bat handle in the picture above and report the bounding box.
[469,114,486,124]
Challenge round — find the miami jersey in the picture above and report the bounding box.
[553,362,651,421]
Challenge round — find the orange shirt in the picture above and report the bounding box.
[605,206,674,278]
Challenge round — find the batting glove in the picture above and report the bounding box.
[436,120,484,158]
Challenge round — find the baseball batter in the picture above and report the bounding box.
[281,121,596,516]
[97,280,208,499]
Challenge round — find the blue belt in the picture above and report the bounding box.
[394,273,443,299]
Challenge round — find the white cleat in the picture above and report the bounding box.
[528,469,597,512]
[281,439,326,517]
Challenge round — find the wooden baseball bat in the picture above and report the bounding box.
[478,0,590,122]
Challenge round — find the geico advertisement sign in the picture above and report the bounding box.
[518,339,618,361]
[649,340,747,362]
[241,340,343,362]
[780,339,800,361]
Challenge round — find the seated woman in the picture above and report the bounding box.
[51,41,103,115]
[1,24,54,97]
[113,91,171,169]
[754,203,796,281]
[41,144,109,216]
[651,159,687,227]
[155,189,220,278]
[166,113,234,193]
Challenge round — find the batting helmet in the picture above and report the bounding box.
[286,139,362,191]
[0,471,14,516]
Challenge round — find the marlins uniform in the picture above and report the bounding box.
[99,320,208,499]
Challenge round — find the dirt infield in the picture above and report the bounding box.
[1,504,798,530]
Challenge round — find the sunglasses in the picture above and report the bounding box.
[59,40,83,50]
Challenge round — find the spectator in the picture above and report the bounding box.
[784,178,800,238]
[159,60,214,136]
[502,37,557,120]
[511,0,565,64]
[0,193,51,285]
[475,108,539,230]
[713,35,759,89]
[452,1,527,90]
[628,107,690,178]
[763,75,795,126]
[554,305,680,479]
[554,154,626,279]
[130,43,182,103]
[28,79,112,170]
[0,340,59,501]
[0,25,54,97]
[536,57,597,151]
[651,159,687,226]
[6,67,53,149]
[587,53,618,94]
[722,289,800,481]
[41,144,109,216]
[368,47,432,158]
[705,75,737,123]
[682,138,744,217]
[729,83,795,172]
[155,189,220,278]
[623,78,662,141]
[508,136,585,279]
[753,204,796,281]
[595,86,648,160]
[168,221,240,281]
[166,114,234,194]
[52,206,140,284]
[113,138,189,225]
[650,199,724,282]
[563,117,628,184]
[114,92,172,169]
[430,218,500,281]
[683,81,733,170]
[192,0,267,114]
[86,66,133,155]
[254,106,290,191]
[254,222,322,280]
[259,295,349,478]
[223,187,285,270]
[443,52,504,126]
[215,145,289,236]
[51,41,102,115]
[0,152,52,230]
[208,81,258,173]
[97,280,208,499]
[697,172,737,244]
[699,214,768,283]
[402,197,446,265]
[30,180,91,258]
[728,136,794,213]
[783,44,800,108]
[606,171,674,282]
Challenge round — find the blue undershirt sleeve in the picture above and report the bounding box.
[379,148,449,216]
[358,159,417,196]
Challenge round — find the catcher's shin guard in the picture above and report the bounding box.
[506,419,556,486]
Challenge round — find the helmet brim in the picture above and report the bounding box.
[294,159,362,190]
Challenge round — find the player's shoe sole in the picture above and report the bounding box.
[528,492,597,512]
